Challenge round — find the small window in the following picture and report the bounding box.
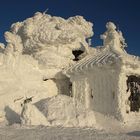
[126,75,140,112]
[72,50,84,61]
[43,78,48,81]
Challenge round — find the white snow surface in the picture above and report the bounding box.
[0,125,140,140]
[1,95,140,140]
[35,95,96,127]
[0,12,140,139]
[0,12,95,127]
[20,102,50,126]
[8,12,93,69]
[0,111,140,140]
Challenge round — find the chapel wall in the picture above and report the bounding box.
[118,66,140,123]
[87,67,119,116]
[71,75,87,105]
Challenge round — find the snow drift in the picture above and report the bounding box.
[8,12,93,69]
[35,95,96,127]
[0,12,94,125]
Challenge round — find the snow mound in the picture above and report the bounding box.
[0,12,94,118]
[6,12,93,69]
[21,103,50,126]
[10,12,93,53]
[35,95,96,127]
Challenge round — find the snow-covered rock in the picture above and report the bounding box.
[21,98,50,126]
[35,95,96,127]
[0,12,94,120]
[9,12,93,69]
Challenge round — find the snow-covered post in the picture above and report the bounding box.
[100,22,127,54]
[20,97,50,126]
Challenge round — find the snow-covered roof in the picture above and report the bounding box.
[65,48,140,74]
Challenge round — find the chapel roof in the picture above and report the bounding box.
[65,48,140,74]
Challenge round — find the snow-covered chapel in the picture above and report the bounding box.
[0,12,140,126]
[65,22,140,123]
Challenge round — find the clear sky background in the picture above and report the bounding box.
[0,0,140,56]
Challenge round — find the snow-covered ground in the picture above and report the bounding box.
[0,125,140,140]
[0,106,140,140]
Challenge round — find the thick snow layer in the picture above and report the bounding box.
[0,12,95,126]
[35,95,96,127]
[11,12,93,51]
[0,111,140,140]
[6,12,93,69]
[0,54,58,115]
[0,126,140,140]
[0,11,140,133]
[1,98,140,139]
[20,102,50,126]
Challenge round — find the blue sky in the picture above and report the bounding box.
[0,0,140,56]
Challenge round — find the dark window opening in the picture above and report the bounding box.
[21,97,33,106]
[43,78,48,81]
[43,78,56,82]
[72,50,84,61]
[69,83,72,97]
[91,89,93,99]
[126,110,129,114]
[126,75,140,112]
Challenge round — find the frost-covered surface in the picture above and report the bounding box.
[35,95,96,127]
[65,22,140,124]
[20,101,50,126]
[9,12,93,69]
[0,126,140,140]
[0,12,94,126]
[1,102,140,140]
[0,12,140,139]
